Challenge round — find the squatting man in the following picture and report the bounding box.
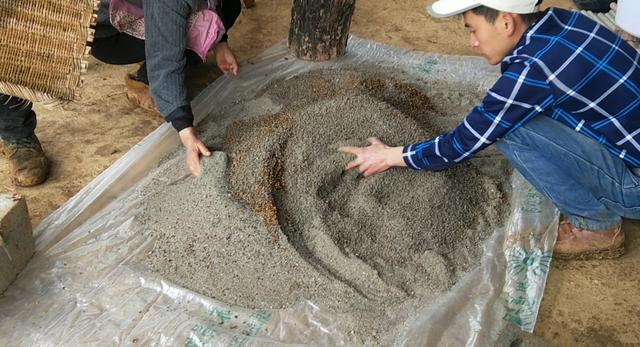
[340,0,640,260]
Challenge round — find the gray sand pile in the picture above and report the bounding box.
[135,68,511,344]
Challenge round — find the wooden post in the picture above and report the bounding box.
[288,0,356,61]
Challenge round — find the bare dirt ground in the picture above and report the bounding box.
[1,1,638,345]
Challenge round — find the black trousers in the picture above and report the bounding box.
[91,27,149,83]
[91,25,203,83]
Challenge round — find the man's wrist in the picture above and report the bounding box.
[387,146,407,167]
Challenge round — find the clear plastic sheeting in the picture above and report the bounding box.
[0,37,558,346]
[398,173,558,346]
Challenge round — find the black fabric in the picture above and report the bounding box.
[91,31,200,86]
[0,95,36,141]
[91,29,146,65]
[165,104,194,132]
[572,0,615,12]
[219,0,241,42]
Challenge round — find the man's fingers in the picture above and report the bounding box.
[368,137,382,146]
[340,147,366,171]
[231,63,239,76]
[357,159,372,173]
[338,146,361,155]
[345,159,361,170]
[345,160,360,170]
[363,166,381,177]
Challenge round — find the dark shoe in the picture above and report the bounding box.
[553,220,624,260]
[572,0,615,12]
[124,70,159,114]
[1,134,49,187]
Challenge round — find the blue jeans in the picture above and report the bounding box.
[496,115,640,231]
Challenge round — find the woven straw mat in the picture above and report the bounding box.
[0,0,99,102]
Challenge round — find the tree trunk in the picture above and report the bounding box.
[288,0,356,61]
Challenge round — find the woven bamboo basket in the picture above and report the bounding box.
[0,0,99,102]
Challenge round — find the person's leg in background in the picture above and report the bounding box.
[496,115,640,259]
[0,94,49,186]
[572,0,615,13]
[90,26,203,113]
[90,28,158,112]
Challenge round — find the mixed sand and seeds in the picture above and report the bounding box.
[133,68,512,344]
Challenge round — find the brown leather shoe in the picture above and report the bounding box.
[124,71,159,114]
[1,134,49,187]
[553,220,625,260]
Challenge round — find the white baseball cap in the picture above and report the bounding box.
[427,0,540,18]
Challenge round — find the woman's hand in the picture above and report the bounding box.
[214,42,238,76]
[178,127,211,176]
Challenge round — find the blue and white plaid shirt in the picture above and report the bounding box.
[403,8,640,171]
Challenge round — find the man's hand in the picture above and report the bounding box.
[338,137,406,177]
[214,42,238,76]
[178,127,211,176]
